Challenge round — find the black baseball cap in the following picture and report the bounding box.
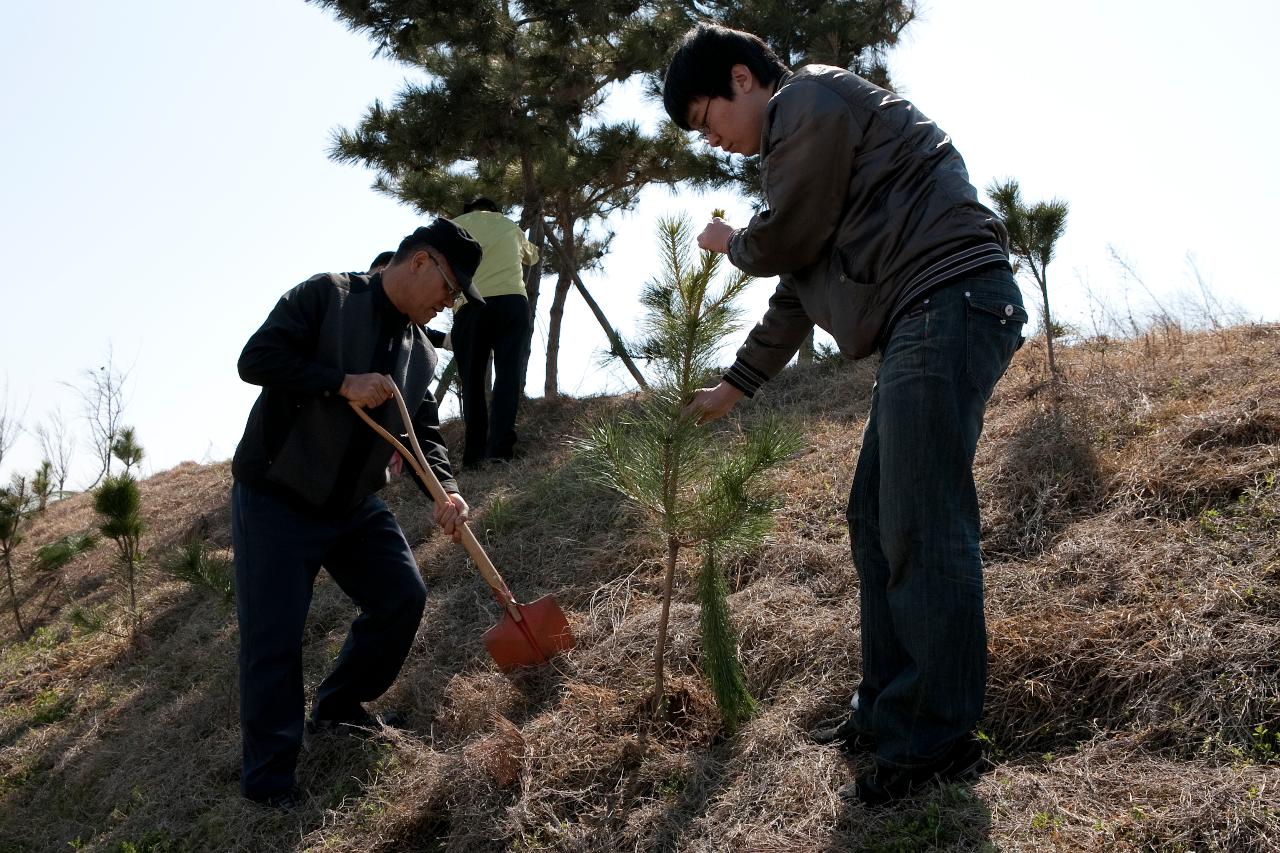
[398,218,485,305]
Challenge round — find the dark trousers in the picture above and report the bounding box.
[231,481,427,799]
[847,269,1025,770]
[451,294,531,465]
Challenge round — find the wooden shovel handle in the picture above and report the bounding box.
[347,386,525,622]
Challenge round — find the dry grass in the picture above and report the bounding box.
[2,324,1279,851]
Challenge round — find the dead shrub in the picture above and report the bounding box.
[1115,408,1279,520]
[980,398,1108,557]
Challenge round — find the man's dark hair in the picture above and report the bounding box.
[367,250,395,272]
[391,231,437,267]
[662,24,789,129]
[463,196,500,214]
[389,218,484,296]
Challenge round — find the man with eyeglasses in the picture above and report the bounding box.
[230,218,483,810]
[664,25,1027,807]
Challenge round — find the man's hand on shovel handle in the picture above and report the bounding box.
[435,492,470,543]
[340,373,397,408]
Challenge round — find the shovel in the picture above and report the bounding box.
[349,385,574,672]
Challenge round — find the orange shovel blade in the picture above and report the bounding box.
[483,594,575,673]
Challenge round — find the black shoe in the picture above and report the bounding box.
[843,736,986,808]
[246,786,303,812]
[306,708,407,738]
[810,712,876,754]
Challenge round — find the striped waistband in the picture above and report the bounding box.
[891,243,1011,320]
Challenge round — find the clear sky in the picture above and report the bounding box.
[2,0,1277,487]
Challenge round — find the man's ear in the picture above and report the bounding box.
[730,63,757,94]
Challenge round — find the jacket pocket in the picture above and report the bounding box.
[825,274,883,360]
[823,244,887,359]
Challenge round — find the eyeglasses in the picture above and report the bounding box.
[431,255,463,302]
[690,99,712,140]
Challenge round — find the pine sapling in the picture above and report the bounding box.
[579,214,799,730]
[111,427,144,476]
[0,477,29,637]
[93,430,146,642]
[32,532,99,623]
[986,178,1069,384]
[32,461,53,512]
[162,538,235,607]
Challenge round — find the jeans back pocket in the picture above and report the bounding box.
[965,290,1028,400]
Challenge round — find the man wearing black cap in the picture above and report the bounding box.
[230,218,484,810]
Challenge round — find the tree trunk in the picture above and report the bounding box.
[798,330,815,365]
[544,213,577,398]
[515,153,545,400]
[519,221,544,396]
[1040,279,1058,378]
[651,407,683,717]
[433,358,458,405]
[544,269,573,398]
[3,551,25,637]
[652,534,680,712]
[543,230,649,390]
[128,555,139,639]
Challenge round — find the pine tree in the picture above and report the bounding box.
[314,2,923,393]
[312,0,725,396]
[32,461,53,512]
[110,427,144,476]
[537,122,729,395]
[0,477,29,637]
[986,178,1069,380]
[695,0,917,84]
[93,430,146,643]
[578,215,799,730]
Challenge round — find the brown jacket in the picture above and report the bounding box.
[725,65,1009,396]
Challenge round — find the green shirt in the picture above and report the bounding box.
[452,211,539,305]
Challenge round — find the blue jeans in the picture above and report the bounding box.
[847,268,1026,770]
[232,482,427,799]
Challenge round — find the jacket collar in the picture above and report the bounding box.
[369,273,411,329]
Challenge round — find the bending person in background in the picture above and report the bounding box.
[451,196,539,467]
[664,24,1027,807]
[230,219,483,810]
[366,250,395,275]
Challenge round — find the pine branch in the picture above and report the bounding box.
[696,548,755,731]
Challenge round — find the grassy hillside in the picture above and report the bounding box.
[2,324,1278,852]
